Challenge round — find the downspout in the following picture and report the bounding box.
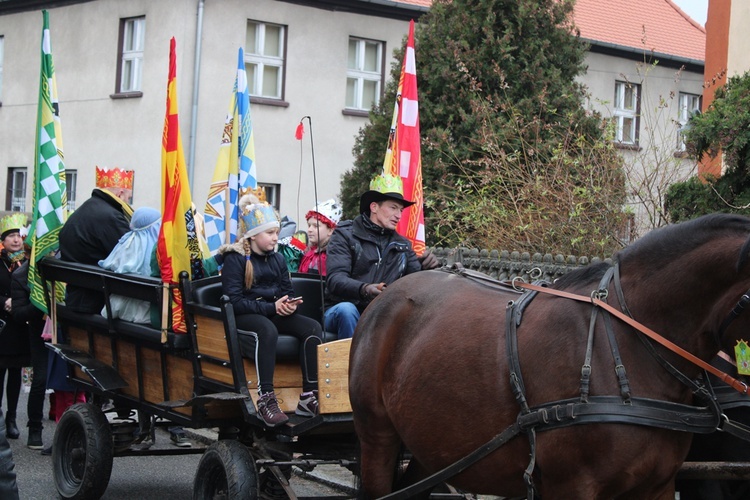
[188,0,205,192]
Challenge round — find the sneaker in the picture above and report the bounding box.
[27,428,43,450]
[295,390,319,417]
[256,392,289,427]
[41,446,52,456]
[169,430,191,448]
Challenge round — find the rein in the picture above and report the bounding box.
[512,280,750,395]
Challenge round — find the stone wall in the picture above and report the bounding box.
[431,247,614,282]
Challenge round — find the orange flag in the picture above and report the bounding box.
[157,38,194,334]
[383,20,425,255]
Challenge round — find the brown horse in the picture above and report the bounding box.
[349,213,750,499]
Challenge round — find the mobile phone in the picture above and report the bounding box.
[286,296,303,302]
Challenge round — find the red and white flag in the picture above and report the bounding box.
[382,20,425,255]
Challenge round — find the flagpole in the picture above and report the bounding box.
[296,115,326,315]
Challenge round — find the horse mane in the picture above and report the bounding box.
[616,213,750,273]
[552,261,611,290]
[550,214,750,290]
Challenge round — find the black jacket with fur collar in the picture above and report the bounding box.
[220,243,294,317]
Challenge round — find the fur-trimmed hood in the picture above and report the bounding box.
[217,241,245,256]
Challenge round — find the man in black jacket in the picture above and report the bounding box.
[324,174,438,339]
[58,167,133,313]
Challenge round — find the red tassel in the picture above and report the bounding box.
[295,122,305,140]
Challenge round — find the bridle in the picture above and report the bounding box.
[717,286,750,342]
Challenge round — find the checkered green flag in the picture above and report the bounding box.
[27,10,67,313]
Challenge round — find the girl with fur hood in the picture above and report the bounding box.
[220,195,322,427]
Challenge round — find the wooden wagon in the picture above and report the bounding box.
[38,257,356,499]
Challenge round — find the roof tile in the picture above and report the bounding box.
[395,0,705,62]
[572,0,705,61]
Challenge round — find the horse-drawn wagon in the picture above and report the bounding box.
[38,256,357,499]
[37,213,750,500]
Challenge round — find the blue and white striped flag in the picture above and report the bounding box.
[203,48,257,254]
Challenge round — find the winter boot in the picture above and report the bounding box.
[27,427,43,450]
[5,418,19,440]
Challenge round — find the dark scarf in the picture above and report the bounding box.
[1,248,26,272]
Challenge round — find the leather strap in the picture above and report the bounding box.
[514,281,750,395]
[377,394,720,500]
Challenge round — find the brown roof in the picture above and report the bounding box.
[573,0,705,61]
[393,0,432,6]
[396,0,705,62]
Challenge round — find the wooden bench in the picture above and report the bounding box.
[39,257,195,414]
[187,274,350,414]
[39,257,190,350]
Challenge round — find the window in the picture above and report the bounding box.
[6,167,27,212]
[346,37,384,111]
[613,81,640,145]
[245,21,286,100]
[0,36,4,103]
[258,182,280,210]
[677,92,701,151]
[65,169,77,211]
[115,17,145,95]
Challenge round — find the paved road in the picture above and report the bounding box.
[7,390,353,499]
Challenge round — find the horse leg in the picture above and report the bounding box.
[392,457,432,500]
[358,426,402,499]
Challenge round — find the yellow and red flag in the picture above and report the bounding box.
[157,38,194,334]
[383,20,425,255]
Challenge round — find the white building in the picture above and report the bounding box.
[0,0,704,239]
[0,0,427,222]
[574,0,706,237]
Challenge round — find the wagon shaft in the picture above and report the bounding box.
[678,461,750,481]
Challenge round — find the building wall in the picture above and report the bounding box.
[701,0,750,178]
[578,51,704,237]
[0,0,413,223]
[1,0,705,238]
[726,1,750,78]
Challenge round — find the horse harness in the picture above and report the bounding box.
[379,263,750,500]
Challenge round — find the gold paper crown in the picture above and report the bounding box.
[96,167,134,190]
[0,213,27,237]
[239,186,266,203]
[369,174,404,195]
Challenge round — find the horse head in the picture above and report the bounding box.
[616,213,750,366]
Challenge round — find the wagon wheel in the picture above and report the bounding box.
[193,440,258,499]
[52,402,114,500]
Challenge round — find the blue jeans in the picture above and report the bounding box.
[324,302,360,339]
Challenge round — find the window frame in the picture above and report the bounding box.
[258,182,280,211]
[0,35,4,105]
[65,169,77,211]
[345,37,385,114]
[245,20,288,105]
[112,16,145,98]
[613,80,641,146]
[6,167,27,212]
[676,92,701,151]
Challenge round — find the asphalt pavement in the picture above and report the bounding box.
[6,389,355,499]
